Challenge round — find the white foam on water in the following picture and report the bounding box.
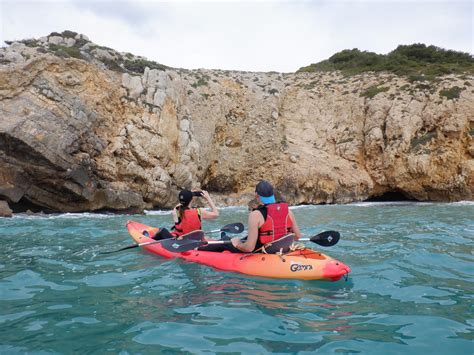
[144,210,171,216]
[348,201,433,207]
[448,200,474,206]
[349,201,474,207]
[6,201,472,220]
[12,212,117,220]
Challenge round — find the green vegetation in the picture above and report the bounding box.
[300,80,318,90]
[360,85,389,98]
[88,44,114,51]
[48,44,83,59]
[123,59,168,74]
[101,59,126,73]
[191,77,209,88]
[297,44,474,79]
[22,39,40,47]
[439,86,463,100]
[61,30,78,39]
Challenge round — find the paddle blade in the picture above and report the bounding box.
[221,223,244,234]
[179,230,205,241]
[310,231,340,247]
[160,238,206,252]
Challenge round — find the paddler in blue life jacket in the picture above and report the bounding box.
[152,189,219,240]
[231,180,302,252]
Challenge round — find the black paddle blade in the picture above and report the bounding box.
[178,230,206,240]
[221,223,244,234]
[161,238,206,252]
[310,231,340,247]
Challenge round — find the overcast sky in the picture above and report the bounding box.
[0,0,472,72]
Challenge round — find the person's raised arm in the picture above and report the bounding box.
[171,204,180,224]
[199,190,219,220]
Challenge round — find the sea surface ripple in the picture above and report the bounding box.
[0,202,473,354]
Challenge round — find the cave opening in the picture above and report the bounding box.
[7,197,57,214]
[364,190,418,202]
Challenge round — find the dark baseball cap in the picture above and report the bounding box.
[178,189,193,204]
[255,180,274,197]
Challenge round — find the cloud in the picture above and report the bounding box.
[1,0,472,72]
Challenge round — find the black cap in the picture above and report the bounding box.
[255,180,274,197]
[178,189,193,204]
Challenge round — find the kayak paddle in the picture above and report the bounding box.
[99,230,205,254]
[100,222,244,255]
[310,230,340,247]
[160,230,340,253]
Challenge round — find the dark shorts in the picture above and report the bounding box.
[197,243,242,253]
[152,228,173,240]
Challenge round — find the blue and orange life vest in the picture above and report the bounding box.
[257,202,293,244]
[172,208,202,237]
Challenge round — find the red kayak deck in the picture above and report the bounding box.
[127,220,351,281]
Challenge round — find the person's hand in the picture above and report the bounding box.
[231,237,241,248]
[201,190,211,201]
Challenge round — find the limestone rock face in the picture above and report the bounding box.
[0,34,472,212]
[0,200,13,217]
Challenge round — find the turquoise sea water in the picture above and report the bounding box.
[0,202,473,354]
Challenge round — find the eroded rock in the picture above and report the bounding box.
[0,33,472,213]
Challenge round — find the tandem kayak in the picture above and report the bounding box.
[126,220,351,281]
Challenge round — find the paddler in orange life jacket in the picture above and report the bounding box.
[152,189,219,240]
[231,180,302,253]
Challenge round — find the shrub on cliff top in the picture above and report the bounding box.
[298,44,474,78]
[22,39,40,47]
[61,30,78,39]
[123,59,168,74]
[48,44,83,59]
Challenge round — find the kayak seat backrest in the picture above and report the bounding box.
[262,234,295,254]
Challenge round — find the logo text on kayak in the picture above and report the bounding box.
[290,262,313,272]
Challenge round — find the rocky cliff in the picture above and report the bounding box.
[0,32,473,212]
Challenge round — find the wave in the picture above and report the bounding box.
[12,212,118,220]
[6,201,472,220]
[349,201,474,207]
[144,210,171,215]
[348,201,433,207]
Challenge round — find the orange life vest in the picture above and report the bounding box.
[258,203,293,244]
[172,208,202,237]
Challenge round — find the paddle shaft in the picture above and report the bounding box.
[160,230,340,253]
[100,222,243,255]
